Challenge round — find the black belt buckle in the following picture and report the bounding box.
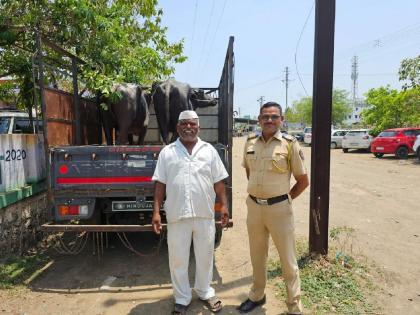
[250,194,288,205]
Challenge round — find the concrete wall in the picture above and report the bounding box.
[0,192,48,256]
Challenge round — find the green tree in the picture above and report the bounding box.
[0,0,186,110]
[361,86,420,136]
[285,89,352,126]
[399,55,419,90]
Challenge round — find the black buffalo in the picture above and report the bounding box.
[101,83,149,145]
[152,79,217,144]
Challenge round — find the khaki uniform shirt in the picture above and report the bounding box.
[242,130,307,199]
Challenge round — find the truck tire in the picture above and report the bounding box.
[342,148,349,153]
[374,153,384,158]
[395,146,408,159]
[214,225,223,248]
[330,142,337,149]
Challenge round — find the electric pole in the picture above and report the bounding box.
[282,66,290,111]
[351,55,358,106]
[257,96,265,107]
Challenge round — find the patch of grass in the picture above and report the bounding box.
[268,227,379,315]
[0,253,50,289]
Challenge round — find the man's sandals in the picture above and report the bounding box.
[200,296,223,313]
[172,303,188,315]
[172,296,222,314]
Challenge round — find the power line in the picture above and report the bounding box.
[187,0,199,81]
[236,76,282,91]
[294,1,314,97]
[201,0,228,74]
[195,0,216,82]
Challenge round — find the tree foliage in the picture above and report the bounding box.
[361,86,420,136]
[399,55,419,90]
[285,89,352,127]
[0,0,186,110]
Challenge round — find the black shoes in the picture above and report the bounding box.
[237,295,266,313]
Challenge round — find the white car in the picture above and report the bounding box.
[342,129,373,153]
[330,129,349,149]
[303,127,312,145]
[413,135,420,161]
[0,109,42,134]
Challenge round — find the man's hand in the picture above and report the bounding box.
[220,205,229,228]
[152,212,162,234]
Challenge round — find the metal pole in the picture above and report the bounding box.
[72,57,82,145]
[35,29,53,216]
[309,0,336,255]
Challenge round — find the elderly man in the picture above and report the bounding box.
[152,110,229,315]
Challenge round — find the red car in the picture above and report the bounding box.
[371,127,420,158]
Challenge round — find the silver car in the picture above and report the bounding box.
[342,129,373,152]
[330,130,349,149]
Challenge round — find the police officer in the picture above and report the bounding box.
[238,102,309,315]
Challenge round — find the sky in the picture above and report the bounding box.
[158,0,420,118]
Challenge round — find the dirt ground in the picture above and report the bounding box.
[1,137,420,315]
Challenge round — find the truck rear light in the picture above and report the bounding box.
[58,205,88,216]
[59,205,69,216]
[59,165,69,174]
[79,205,88,215]
[362,135,369,140]
[69,205,79,215]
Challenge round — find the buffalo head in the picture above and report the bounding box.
[190,89,218,109]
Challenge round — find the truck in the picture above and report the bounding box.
[41,37,234,250]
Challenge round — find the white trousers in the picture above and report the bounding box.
[167,218,216,306]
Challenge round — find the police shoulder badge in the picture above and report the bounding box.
[299,149,305,160]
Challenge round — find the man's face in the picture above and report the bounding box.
[258,106,283,135]
[177,119,200,142]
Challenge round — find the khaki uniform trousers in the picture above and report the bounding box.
[246,195,303,314]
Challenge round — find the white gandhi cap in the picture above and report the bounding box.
[178,110,199,120]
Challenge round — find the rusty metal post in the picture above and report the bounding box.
[72,57,82,145]
[309,0,336,255]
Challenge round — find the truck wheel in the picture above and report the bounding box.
[374,153,384,158]
[214,225,223,248]
[395,146,408,159]
[342,148,348,153]
[330,142,337,149]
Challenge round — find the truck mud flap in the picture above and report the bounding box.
[41,220,233,232]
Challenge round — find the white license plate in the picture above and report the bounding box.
[376,146,384,150]
[112,201,154,211]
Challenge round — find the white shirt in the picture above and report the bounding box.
[152,138,229,223]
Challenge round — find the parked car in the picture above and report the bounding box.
[0,109,43,134]
[342,129,373,153]
[330,129,349,149]
[303,127,312,145]
[413,135,420,161]
[371,127,420,159]
[295,133,304,142]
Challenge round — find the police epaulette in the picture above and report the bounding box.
[282,133,297,142]
[247,132,257,140]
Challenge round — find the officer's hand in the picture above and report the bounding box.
[152,212,162,234]
[220,206,229,228]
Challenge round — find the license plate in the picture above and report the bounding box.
[376,146,384,150]
[112,201,154,211]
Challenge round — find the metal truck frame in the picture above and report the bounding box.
[39,35,234,247]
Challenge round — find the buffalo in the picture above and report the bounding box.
[101,83,149,145]
[152,79,217,144]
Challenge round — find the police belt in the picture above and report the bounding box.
[249,194,288,205]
